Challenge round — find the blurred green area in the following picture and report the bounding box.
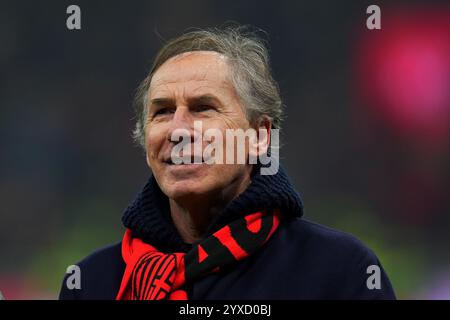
[309,195,433,299]
[24,193,437,299]
[26,199,124,298]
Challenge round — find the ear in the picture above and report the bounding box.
[249,115,272,159]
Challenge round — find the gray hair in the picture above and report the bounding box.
[133,25,284,148]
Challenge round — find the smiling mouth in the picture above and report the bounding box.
[164,156,209,165]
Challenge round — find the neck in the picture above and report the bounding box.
[169,171,252,243]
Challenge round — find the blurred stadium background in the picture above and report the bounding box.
[0,0,449,299]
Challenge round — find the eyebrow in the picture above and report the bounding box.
[189,94,223,106]
[149,97,175,108]
[149,94,223,110]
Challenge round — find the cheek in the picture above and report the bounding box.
[205,114,249,132]
[145,126,166,159]
[220,115,251,136]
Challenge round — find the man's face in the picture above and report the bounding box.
[145,51,252,201]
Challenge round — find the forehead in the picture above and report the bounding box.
[149,51,233,97]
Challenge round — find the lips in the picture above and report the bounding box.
[163,154,209,165]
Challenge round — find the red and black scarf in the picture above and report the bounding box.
[116,209,281,300]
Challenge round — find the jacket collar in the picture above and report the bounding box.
[122,164,304,252]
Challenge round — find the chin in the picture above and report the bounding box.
[162,180,211,200]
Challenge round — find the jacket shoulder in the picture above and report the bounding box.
[58,241,125,300]
[276,218,396,299]
[289,218,374,253]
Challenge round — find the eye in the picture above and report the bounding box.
[154,108,174,116]
[193,105,214,113]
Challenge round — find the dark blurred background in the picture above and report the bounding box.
[0,0,449,299]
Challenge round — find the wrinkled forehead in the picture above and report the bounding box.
[149,51,233,95]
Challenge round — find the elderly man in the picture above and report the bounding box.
[59,26,395,300]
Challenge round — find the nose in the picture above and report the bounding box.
[166,106,196,144]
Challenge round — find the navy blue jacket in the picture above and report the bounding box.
[59,165,396,300]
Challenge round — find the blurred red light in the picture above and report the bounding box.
[355,7,450,148]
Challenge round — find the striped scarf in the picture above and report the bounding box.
[116,209,281,300]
